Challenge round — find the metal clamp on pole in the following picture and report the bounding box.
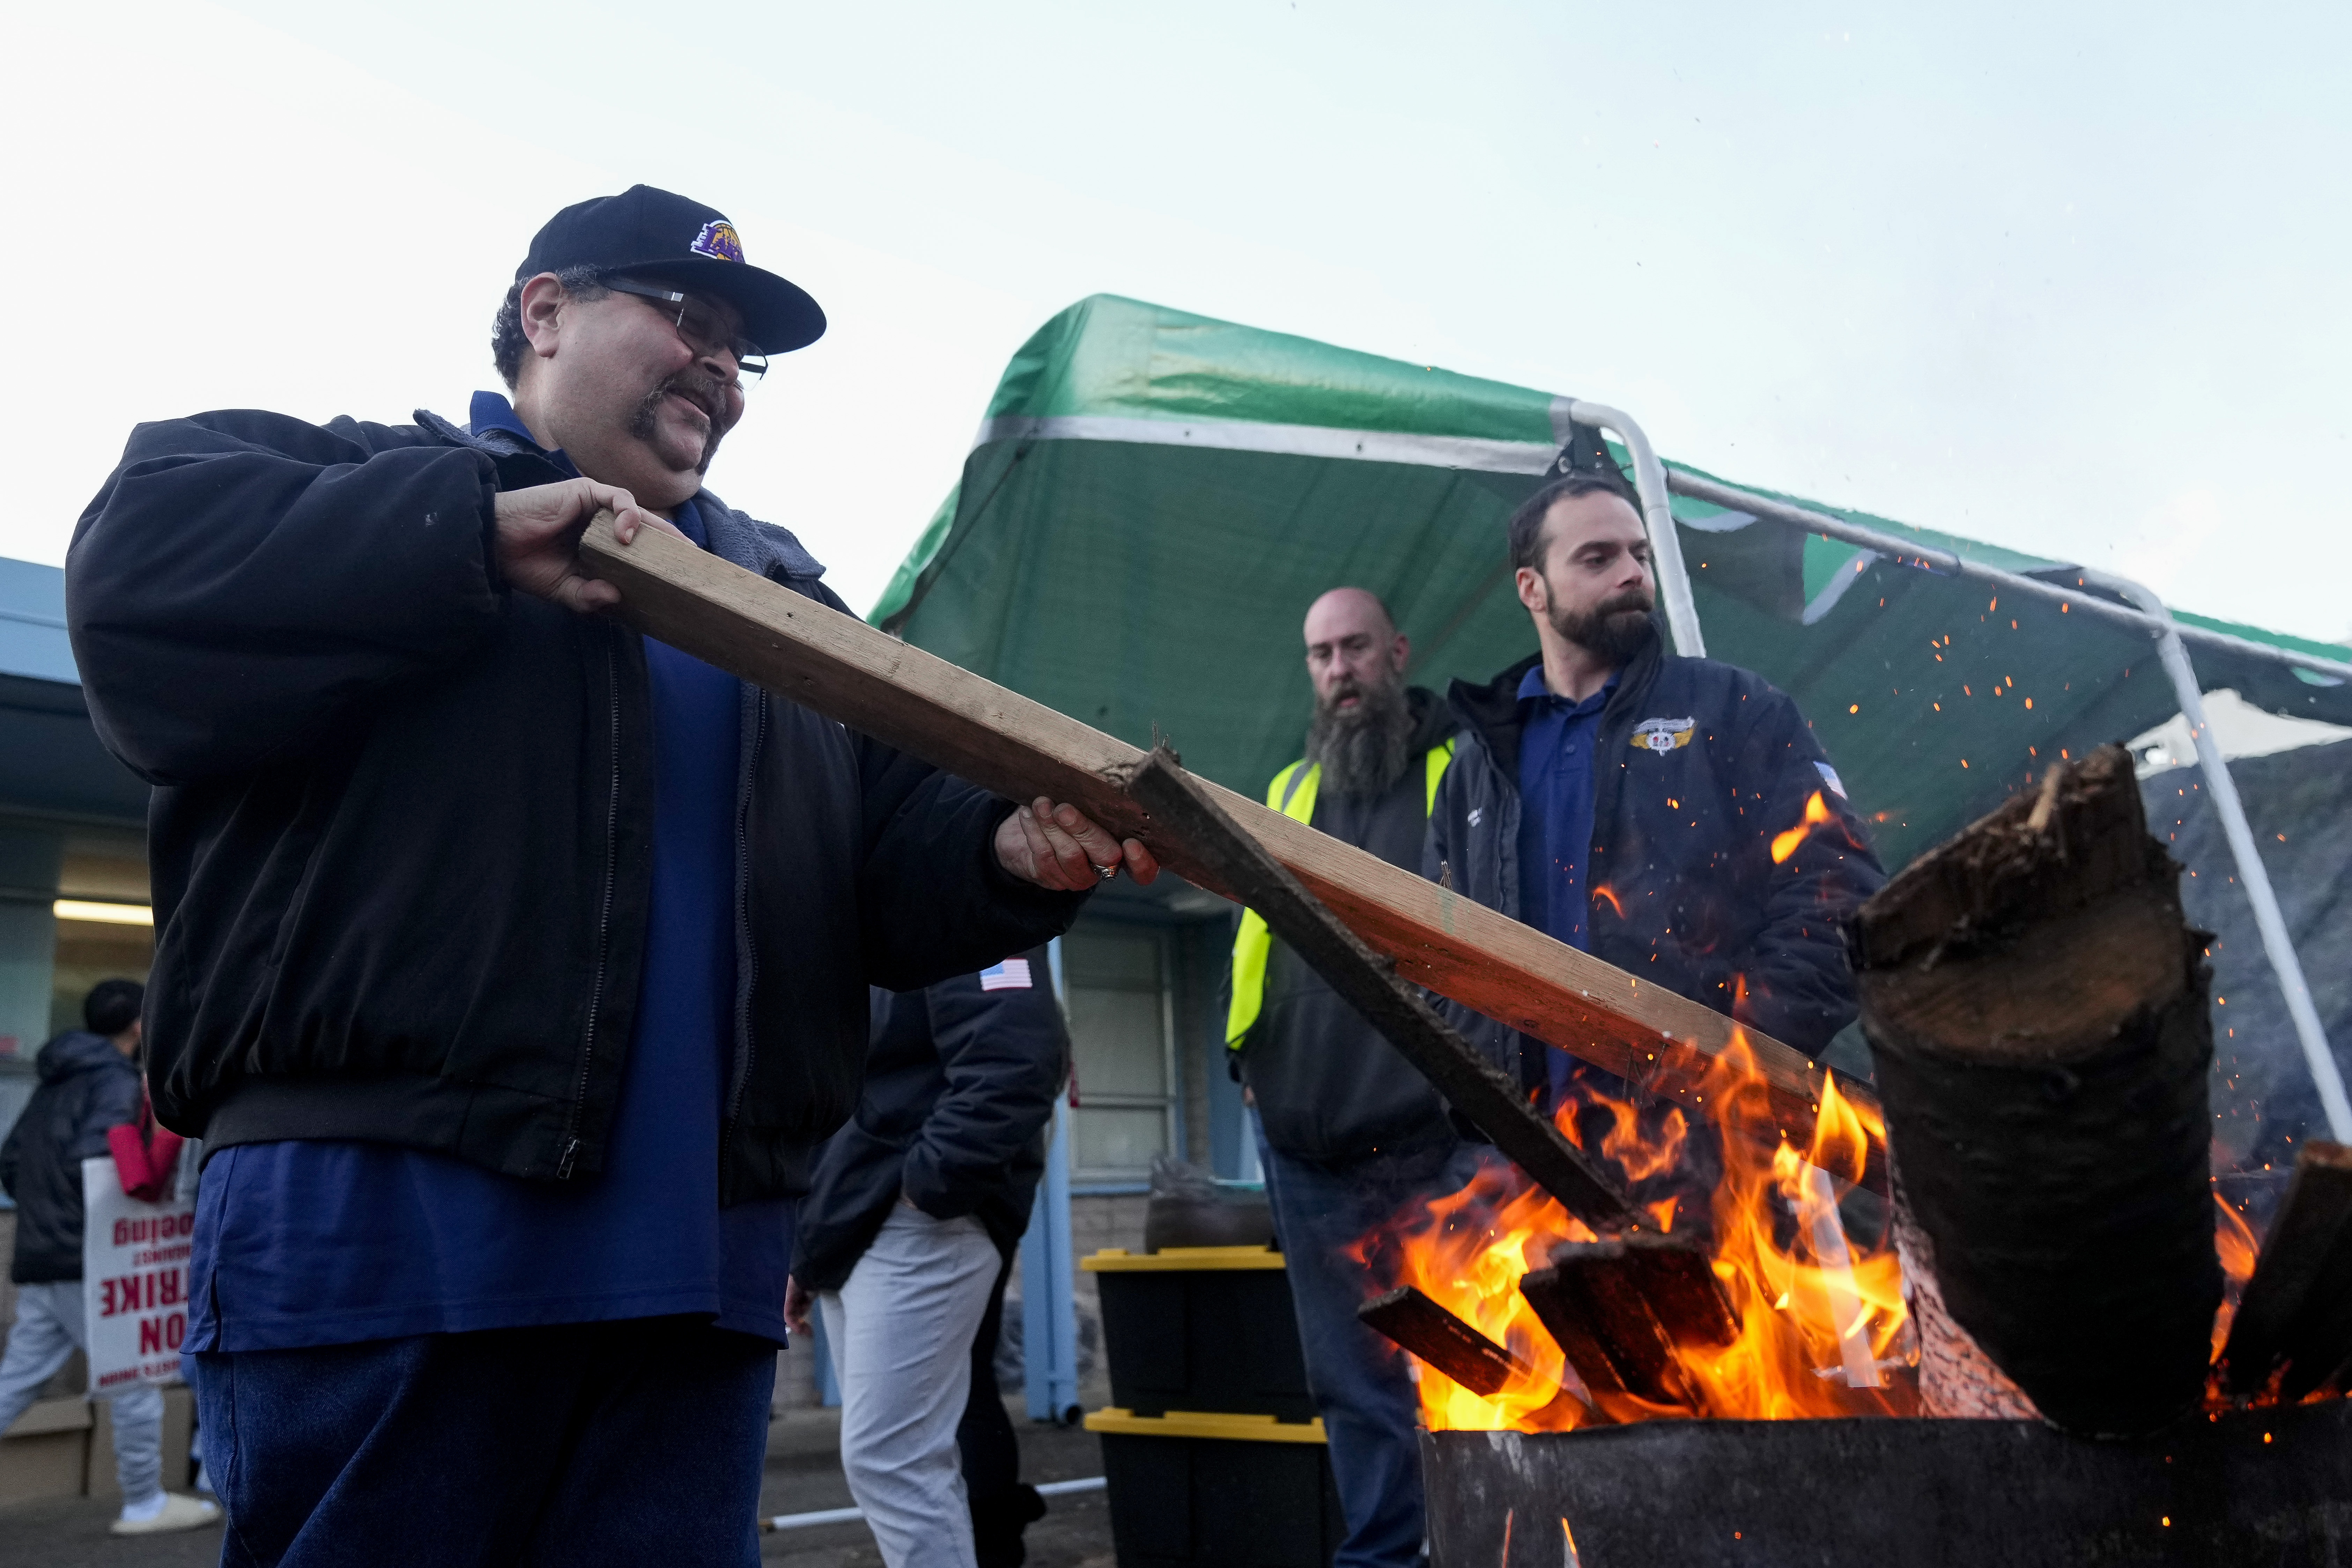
[2080,570,2352,1144]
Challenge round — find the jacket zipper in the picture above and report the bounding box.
[558,630,625,1179]
[717,688,767,1181]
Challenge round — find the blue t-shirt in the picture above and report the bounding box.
[185,395,796,1352]
[1514,664,1617,1109]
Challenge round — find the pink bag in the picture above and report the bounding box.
[108,1086,185,1203]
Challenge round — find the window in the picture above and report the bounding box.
[1062,923,1177,1184]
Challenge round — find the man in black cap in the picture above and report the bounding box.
[66,186,1155,1566]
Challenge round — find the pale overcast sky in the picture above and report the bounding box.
[7,1,2347,639]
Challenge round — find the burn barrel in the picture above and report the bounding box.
[1422,1404,2352,1567]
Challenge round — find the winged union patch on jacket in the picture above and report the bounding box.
[1631,717,1696,753]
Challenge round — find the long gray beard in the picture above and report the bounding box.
[1306,678,1414,797]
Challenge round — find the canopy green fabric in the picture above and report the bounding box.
[876,295,2352,871]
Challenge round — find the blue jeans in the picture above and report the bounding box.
[1256,1131,1486,1568]
[192,1316,775,1567]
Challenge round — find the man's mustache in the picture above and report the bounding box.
[1595,588,1655,618]
[627,370,735,472]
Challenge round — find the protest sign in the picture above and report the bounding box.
[80,1155,195,1392]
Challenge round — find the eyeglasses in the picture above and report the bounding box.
[603,278,769,385]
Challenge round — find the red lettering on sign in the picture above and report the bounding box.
[165,1314,184,1350]
[140,1318,162,1355]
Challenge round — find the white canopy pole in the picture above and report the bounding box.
[2079,570,2352,1144]
[1563,400,1707,659]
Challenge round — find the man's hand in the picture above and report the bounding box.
[784,1275,813,1338]
[994,798,1161,892]
[493,479,682,614]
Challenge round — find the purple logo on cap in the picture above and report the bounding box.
[690,220,745,264]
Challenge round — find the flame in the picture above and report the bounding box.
[1591,883,1626,920]
[1770,791,1835,864]
[1373,1026,1916,1432]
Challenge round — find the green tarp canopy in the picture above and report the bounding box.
[875,294,2352,872]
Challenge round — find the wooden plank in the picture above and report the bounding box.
[577,512,1866,1149]
[1356,1286,1531,1398]
[2220,1140,2352,1402]
[1519,1235,1733,1417]
[1122,747,1634,1227]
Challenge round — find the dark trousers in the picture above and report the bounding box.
[1257,1131,1486,1568]
[958,1255,1043,1568]
[192,1317,775,1568]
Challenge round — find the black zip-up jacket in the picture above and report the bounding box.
[794,946,1067,1291]
[0,1031,143,1283]
[1424,632,1883,1093]
[1238,688,1459,1162]
[66,408,1085,1204]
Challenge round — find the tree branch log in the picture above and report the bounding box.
[1849,745,2219,1436]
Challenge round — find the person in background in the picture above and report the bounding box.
[1224,587,1478,1568]
[0,979,219,1536]
[1425,469,1884,1117]
[789,946,1067,1568]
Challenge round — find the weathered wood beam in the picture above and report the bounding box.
[1850,746,2220,1438]
[2220,1140,2352,1403]
[1123,747,1634,1227]
[1357,1286,1532,1398]
[577,513,1866,1152]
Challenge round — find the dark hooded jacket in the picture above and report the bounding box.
[65,408,1085,1204]
[1424,632,1882,1095]
[794,946,1067,1291]
[0,1031,143,1283]
[1235,686,1460,1161]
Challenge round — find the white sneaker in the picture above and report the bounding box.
[109,1493,221,1536]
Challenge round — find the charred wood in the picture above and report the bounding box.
[1356,1286,1531,1398]
[2221,1139,2352,1402]
[1519,1234,1738,1418]
[1848,745,2219,1437]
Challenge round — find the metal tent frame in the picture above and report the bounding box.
[1571,402,2352,1143]
[999,394,2352,1416]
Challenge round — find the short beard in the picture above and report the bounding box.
[1305,672,1414,797]
[1551,589,1657,667]
[626,371,730,475]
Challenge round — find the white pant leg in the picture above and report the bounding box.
[818,1206,1002,1568]
[106,1381,165,1508]
[0,1281,82,1435]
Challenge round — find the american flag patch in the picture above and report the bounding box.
[979,958,1033,992]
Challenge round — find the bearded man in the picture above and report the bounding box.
[66,186,1154,1566]
[1224,586,1477,1568]
[1426,472,1883,1125]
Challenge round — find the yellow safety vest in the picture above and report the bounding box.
[1225,740,1454,1051]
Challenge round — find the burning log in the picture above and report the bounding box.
[1518,1234,1738,1418]
[2220,1140,2352,1402]
[1848,745,2220,1436]
[1357,1287,1533,1399]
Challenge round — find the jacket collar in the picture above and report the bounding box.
[414,406,829,587]
[1448,620,1669,777]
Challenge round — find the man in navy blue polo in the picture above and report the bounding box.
[1426,471,1881,1119]
[70,187,1156,1566]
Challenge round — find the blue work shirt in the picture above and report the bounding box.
[186,393,796,1352]
[1514,664,1617,1109]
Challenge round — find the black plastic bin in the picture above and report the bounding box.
[1084,1407,1345,1568]
[1083,1245,1314,1421]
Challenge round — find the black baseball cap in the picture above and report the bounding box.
[517,185,826,355]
